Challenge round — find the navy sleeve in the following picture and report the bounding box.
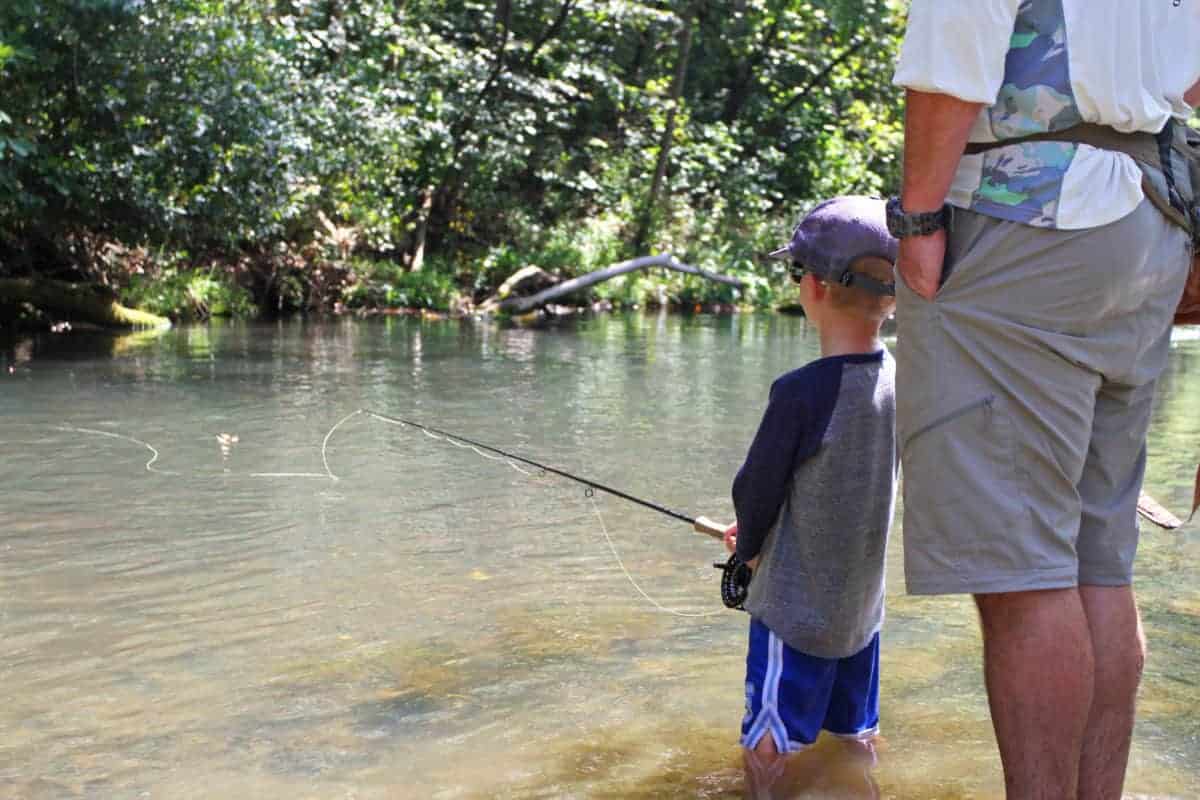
[733,363,843,562]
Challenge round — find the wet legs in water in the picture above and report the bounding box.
[743,733,881,799]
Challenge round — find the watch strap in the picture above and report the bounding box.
[886,196,951,238]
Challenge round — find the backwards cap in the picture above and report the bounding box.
[768,196,898,296]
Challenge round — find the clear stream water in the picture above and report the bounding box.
[1,315,1197,799]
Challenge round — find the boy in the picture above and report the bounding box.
[725,196,899,784]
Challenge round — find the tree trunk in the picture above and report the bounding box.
[633,8,696,253]
[0,278,171,329]
[719,7,782,124]
[409,188,434,272]
[484,253,743,314]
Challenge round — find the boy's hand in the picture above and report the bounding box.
[725,524,759,570]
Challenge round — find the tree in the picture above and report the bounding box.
[0,0,908,318]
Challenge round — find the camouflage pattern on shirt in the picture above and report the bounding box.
[968,0,1083,227]
[974,141,1078,227]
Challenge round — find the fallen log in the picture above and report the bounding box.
[486,253,744,314]
[0,278,171,329]
[1134,472,1200,531]
[1137,491,1182,530]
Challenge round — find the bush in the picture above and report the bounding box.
[341,260,457,311]
[121,268,255,320]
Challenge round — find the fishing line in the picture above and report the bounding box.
[363,409,697,525]
[53,423,329,480]
[247,471,330,478]
[54,424,177,475]
[364,408,739,614]
[419,427,535,476]
[50,411,743,613]
[319,409,365,481]
[587,493,722,618]
[367,411,535,477]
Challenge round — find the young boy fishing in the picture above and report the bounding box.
[724,195,899,788]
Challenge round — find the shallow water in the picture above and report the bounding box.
[1,315,1197,799]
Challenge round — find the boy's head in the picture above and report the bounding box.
[769,196,898,326]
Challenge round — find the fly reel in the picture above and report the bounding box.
[714,553,752,610]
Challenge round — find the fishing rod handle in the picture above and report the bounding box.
[693,516,730,540]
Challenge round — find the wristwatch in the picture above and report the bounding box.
[885,196,951,238]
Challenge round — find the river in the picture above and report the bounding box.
[2,315,1197,799]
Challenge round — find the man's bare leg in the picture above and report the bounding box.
[1077,584,1145,800]
[975,588,1094,799]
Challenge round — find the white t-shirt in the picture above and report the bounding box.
[894,0,1200,229]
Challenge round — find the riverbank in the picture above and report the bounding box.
[1,262,788,333]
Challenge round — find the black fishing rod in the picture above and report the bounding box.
[365,409,727,536]
[364,409,752,608]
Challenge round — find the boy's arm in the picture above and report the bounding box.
[731,379,810,563]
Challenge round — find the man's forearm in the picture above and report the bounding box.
[1186,78,1200,108]
[900,89,986,212]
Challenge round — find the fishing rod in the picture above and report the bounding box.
[364,409,752,608]
[365,409,729,537]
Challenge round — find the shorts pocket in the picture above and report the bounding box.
[901,395,1027,580]
[893,262,937,305]
[894,245,962,306]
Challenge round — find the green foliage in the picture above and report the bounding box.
[121,267,254,320]
[341,260,457,311]
[0,0,907,316]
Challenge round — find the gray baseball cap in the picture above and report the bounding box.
[768,195,898,296]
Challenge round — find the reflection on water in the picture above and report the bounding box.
[1,317,1197,799]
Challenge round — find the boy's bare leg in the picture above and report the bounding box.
[1077,584,1145,800]
[743,734,784,799]
[836,736,882,799]
[744,735,882,800]
[975,588,1094,800]
[838,733,881,759]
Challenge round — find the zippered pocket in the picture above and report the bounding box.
[903,395,996,452]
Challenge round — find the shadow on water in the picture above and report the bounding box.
[487,603,671,666]
[260,603,674,747]
[464,720,743,799]
[269,640,474,721]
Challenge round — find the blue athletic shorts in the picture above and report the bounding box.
[740,618,880,753]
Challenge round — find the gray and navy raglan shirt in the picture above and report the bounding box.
[734,350,897,660]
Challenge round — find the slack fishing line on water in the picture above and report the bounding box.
[49,408,755,614]
[43,407,1192,613]
[356,409,754,612]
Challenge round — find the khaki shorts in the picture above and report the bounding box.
[895,200,1192,595]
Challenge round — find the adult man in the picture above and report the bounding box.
[889,3,1199,798]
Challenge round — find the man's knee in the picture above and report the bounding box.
[973,587,1082,633]
[1080,584,1146,679]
